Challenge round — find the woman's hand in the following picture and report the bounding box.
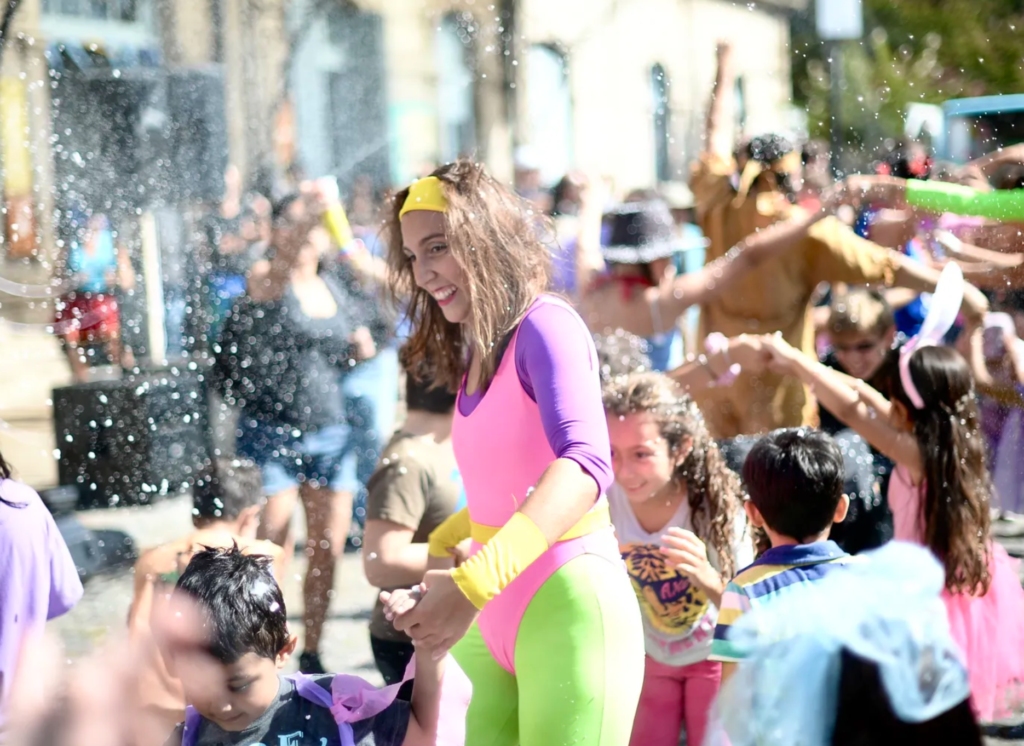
[661,527,725,606]
[392,570,479,660]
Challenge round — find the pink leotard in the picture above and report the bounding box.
[453,294,620,674]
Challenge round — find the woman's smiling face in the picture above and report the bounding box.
[401,210,471,324]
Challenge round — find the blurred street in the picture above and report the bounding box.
[50,494,382,684]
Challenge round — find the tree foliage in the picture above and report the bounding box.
[792,0,1024,150]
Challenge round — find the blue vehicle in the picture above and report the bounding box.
[936,94,1024,162]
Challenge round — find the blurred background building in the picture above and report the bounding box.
[0,0,806,486]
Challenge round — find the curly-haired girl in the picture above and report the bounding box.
[604,372,752,746]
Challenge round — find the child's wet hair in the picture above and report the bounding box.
[192,458,265,525]
[743,428,844,543]
[174,545,289,663]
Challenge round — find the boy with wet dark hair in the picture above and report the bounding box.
[710,428,853,680]
[128,459,285,741]
[165,546,447,746]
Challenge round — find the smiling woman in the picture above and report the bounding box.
[382,160,645,746]
[387,165,550,392]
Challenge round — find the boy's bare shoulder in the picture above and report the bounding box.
[240,538,284,561]
[134,538,193,581]
[133,534,283,583]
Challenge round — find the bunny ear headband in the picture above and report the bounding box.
[899,263,964,409]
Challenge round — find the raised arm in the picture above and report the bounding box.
[402,655,444,746]
[969,143,1024,179]
[960,323,1024,410]
[761,334,923,478]
[655,201,838,322]
[888,252,990,324]
[586,202,855,339]
[936,230,1024,268]
[704,42,737,162]
[667,334,767,394]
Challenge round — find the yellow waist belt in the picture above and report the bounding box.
[436,503,613,609]
[428,504,612,559]
[469,504,611,545]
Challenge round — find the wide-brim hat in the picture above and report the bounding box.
[601,201,676,265]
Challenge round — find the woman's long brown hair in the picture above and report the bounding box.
[385,160,551,391]
[883,345,993,595]
[603,373,746,578]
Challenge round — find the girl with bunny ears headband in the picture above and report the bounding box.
[761,262,1024,721]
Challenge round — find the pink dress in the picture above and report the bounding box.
[889,465,1024,720]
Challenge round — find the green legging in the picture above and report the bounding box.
[451,554,645,746]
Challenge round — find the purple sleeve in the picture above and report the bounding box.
[514,301,613,496]
[45,507,83,619]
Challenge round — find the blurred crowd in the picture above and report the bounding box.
[5,36,1024,746]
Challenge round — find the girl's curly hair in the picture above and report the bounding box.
[603,372,746,577]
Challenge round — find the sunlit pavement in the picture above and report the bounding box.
[48,494,383,685]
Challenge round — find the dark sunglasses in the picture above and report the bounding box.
[834,340,882,354]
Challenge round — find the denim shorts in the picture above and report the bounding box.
[236,419,350,496]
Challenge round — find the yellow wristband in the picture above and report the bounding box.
[450,512,549,610]
[427,507,471,558]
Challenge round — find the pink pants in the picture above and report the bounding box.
[629,655,721,746]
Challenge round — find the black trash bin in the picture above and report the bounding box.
[53,366,211,508]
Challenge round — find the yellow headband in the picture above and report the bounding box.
[399,176,449,219]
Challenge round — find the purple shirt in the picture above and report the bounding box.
[459,300,614,494]
[0,479,83,723]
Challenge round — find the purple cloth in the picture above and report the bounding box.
[459,299,614,494]
[0,479,83,724]
[182,668,411,746]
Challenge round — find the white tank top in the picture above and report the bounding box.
[608,483,752,667]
